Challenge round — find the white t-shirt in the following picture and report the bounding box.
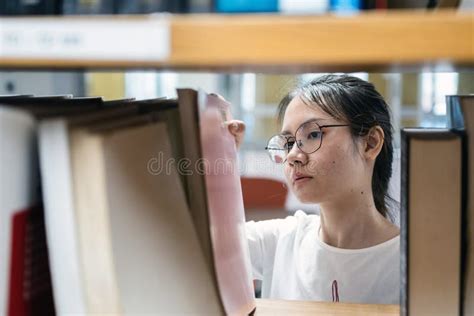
[245,211,400,304]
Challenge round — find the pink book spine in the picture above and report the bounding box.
[200,94,256,316]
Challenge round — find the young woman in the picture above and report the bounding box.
[228,74,400,304]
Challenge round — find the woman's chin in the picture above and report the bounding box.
[288,180,322,203]
[294,191,320,204]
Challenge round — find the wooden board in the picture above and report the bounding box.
[0,10,472,71]
[255,299,400,315]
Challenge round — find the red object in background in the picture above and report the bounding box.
[240,177,288,209]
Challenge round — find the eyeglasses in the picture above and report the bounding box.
[265,120,350,164]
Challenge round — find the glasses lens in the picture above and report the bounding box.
[295,121,322,154]
[266,135,288,163]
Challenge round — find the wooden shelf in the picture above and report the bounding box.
[255,299,400,315]
[0,10,473,72]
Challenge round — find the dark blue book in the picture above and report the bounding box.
[114,0,188,13]
[0,0,61,15]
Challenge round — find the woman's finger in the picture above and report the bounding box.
[225,120,246,149]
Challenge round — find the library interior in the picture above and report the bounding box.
[0,1,473,315]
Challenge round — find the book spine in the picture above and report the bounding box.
[400,129,409,316]
[216,0,278,13]
[446,95,466,129]
[187,0,214,12]
[330,0,362,11]
[375,0,388,9]
[460,129,468,316]
[362,0,376,9]
[8,209,29,316]
[0,0,60,15]
[62,0,114,14]
[114,0,189,14]
[8,206,55,316]
[447,95,473,316]
[278,0,329,14]
[387,0,429,8]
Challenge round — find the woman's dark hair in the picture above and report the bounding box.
[278,74,395,220]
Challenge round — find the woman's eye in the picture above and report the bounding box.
[285,141,295,150]
[308,131,321,139]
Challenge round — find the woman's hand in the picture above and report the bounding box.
[225,120,246,150]
[208,93,245,150]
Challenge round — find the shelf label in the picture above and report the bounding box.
[0,17,170,61]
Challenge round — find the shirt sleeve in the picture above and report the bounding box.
[245,216,297,280]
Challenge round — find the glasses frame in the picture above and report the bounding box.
[265,120,350,163]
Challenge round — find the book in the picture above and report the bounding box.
[38,96,229,313]
[39,92,255,315]
[114,0,188,13]
[400,128,463,316]
[0,97,88,315]
[0,95,120,315]
[387,0,429,8]
[434,0,460,8]
[0,0,60,15]
[177,89,256,315]
[0,95,103,118]
[278,0,329,14]
[363,0,387,9]
[0,107,38,316]
[37,98,180,314]
[215,0,278,12]
[0,95,71,101]
[8,206,55,316]
[62,0,190,14]
[62,0,114,14]
[187,0,214,12]
[0,98,92,315]
[4,92,255,315]
[447,94,474,316]
[459,0,474,9]
[330,0,362,12]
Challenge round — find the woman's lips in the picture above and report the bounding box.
[292,174,313,186]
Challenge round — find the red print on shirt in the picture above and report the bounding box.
[332,280,340,302]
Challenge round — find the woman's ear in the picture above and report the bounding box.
[363,126,384,161]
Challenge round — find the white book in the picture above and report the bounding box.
[279,0,329,14]
[0,107,37,315]
[38,120,87,315]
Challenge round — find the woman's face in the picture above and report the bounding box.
[281,96,366,204]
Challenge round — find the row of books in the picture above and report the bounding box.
[401,95,473,316]
[1,91,473,315]
[0,0,462,15]
[0,92,256,315]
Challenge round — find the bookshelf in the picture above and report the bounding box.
[255,299,399,315]
[0,9,472,71]
[1,9,471,316]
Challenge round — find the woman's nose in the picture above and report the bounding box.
[286,143,308,166]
